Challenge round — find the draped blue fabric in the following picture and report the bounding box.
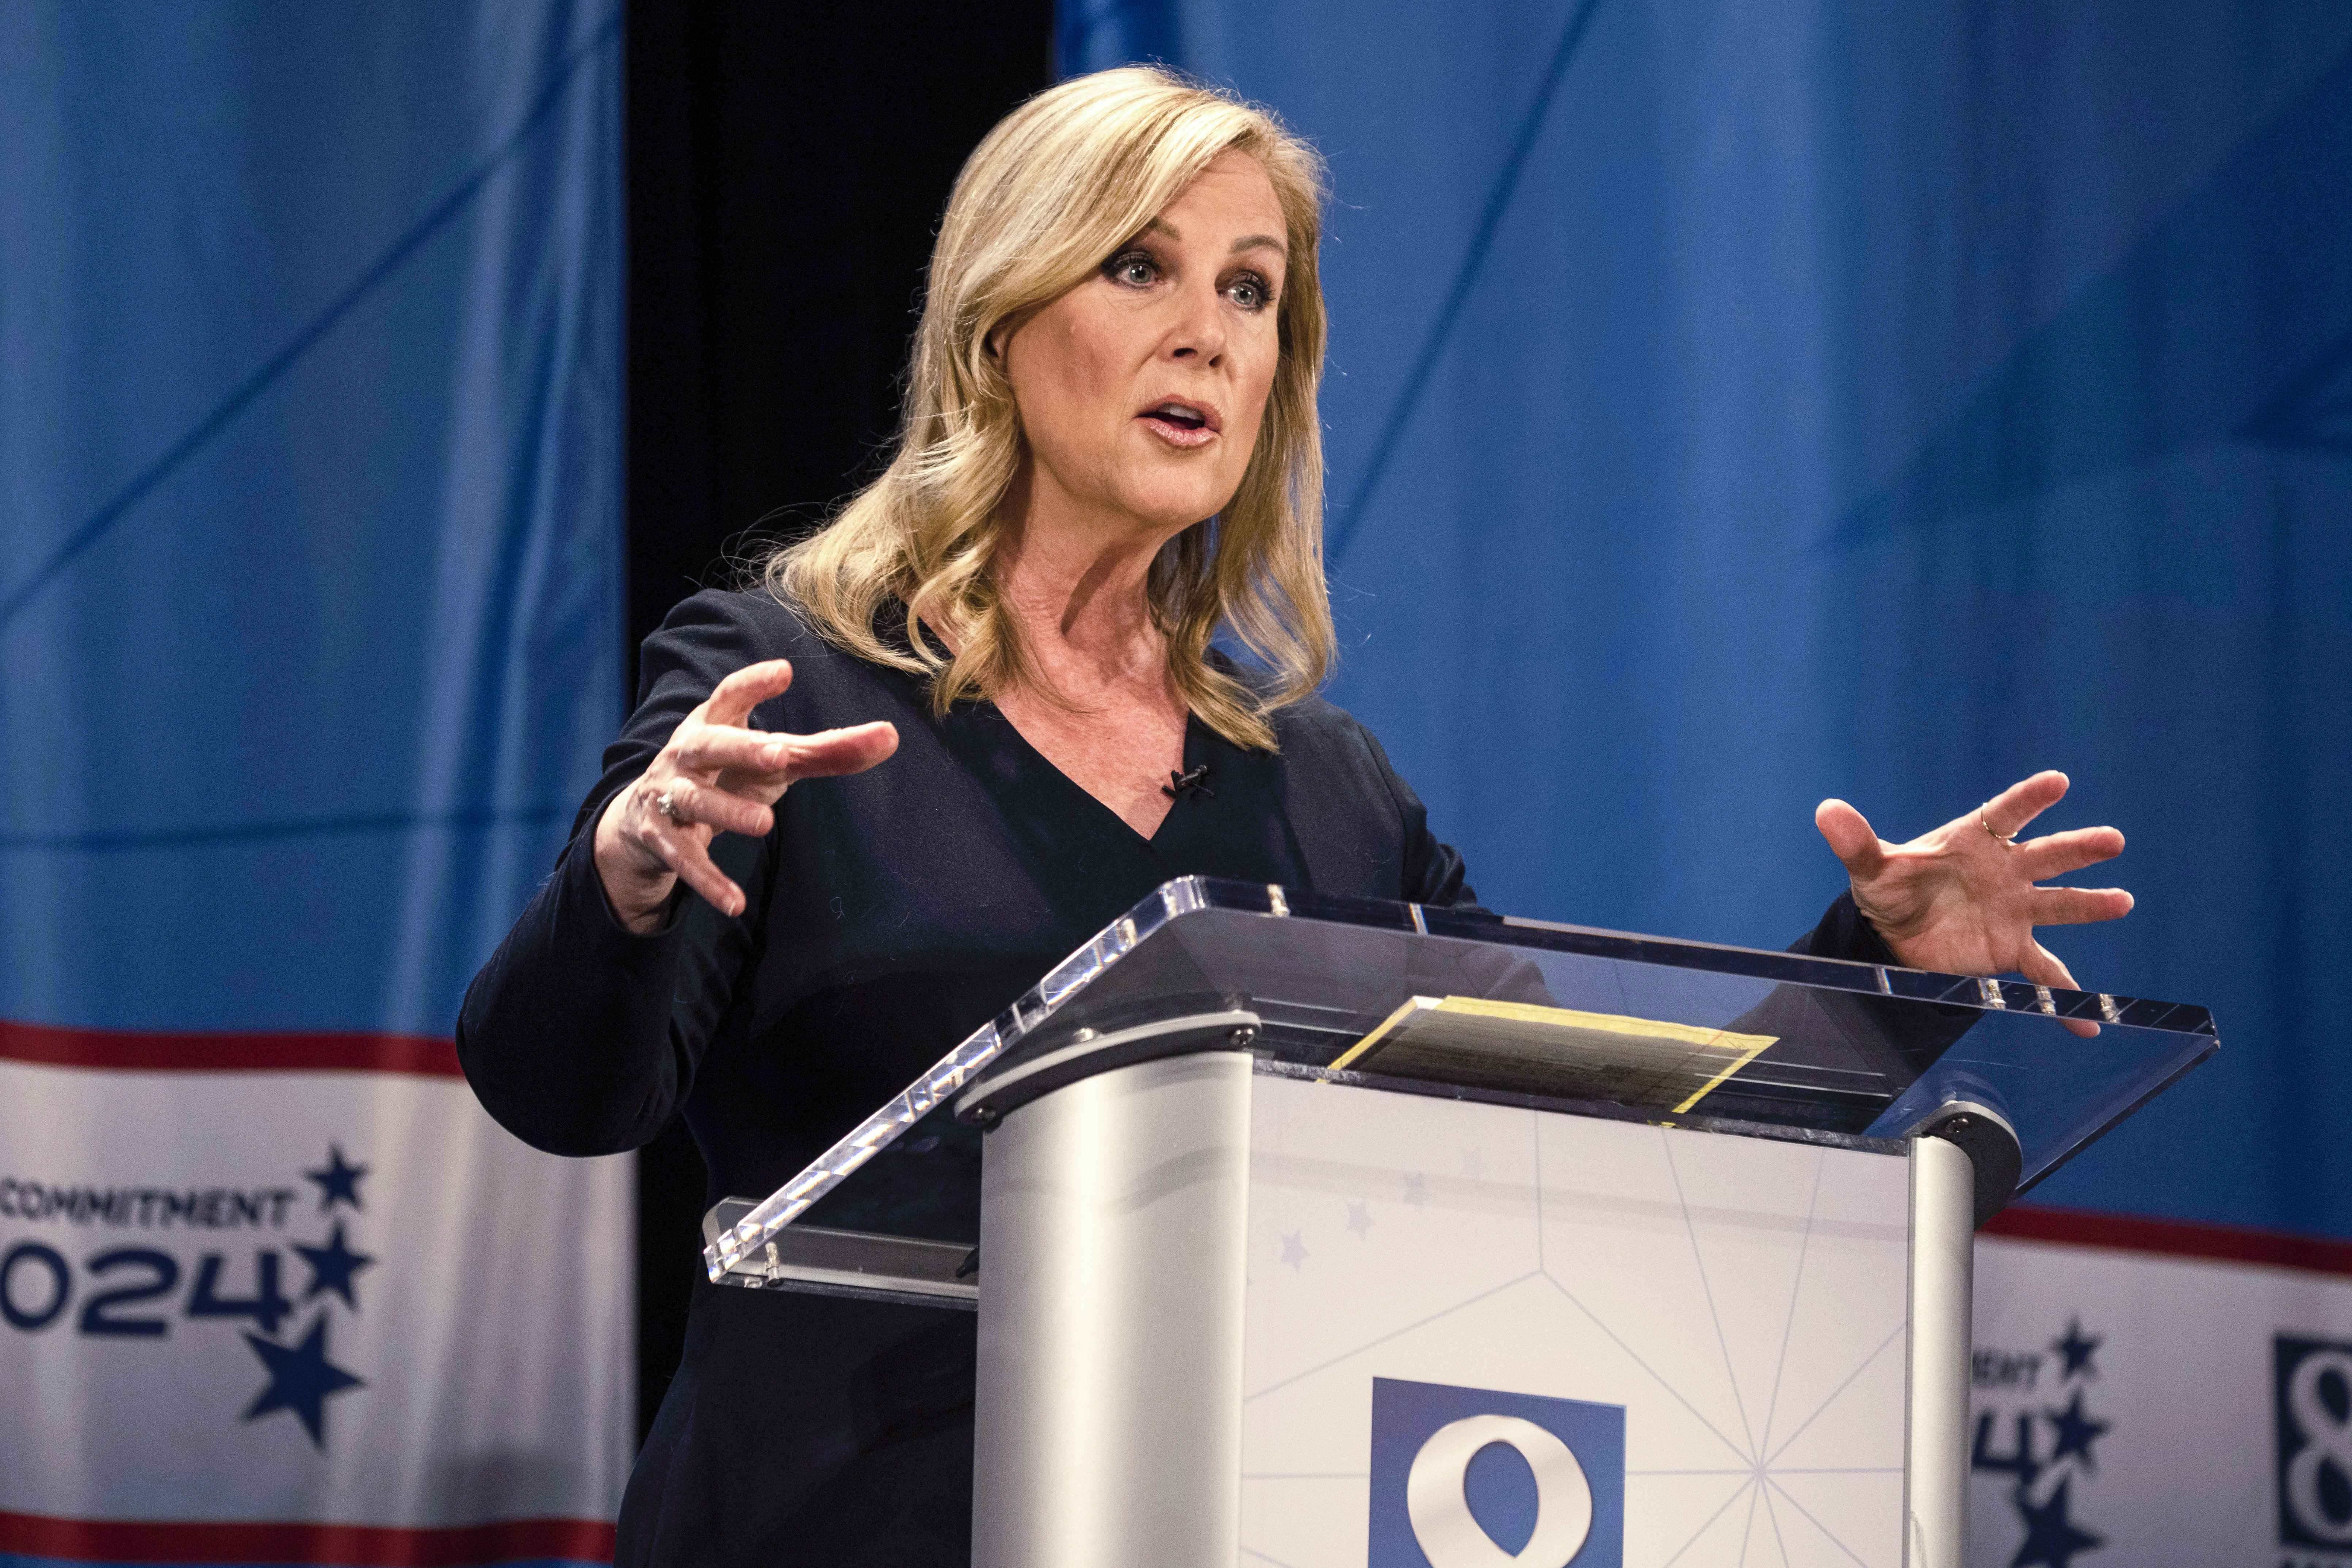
[0,1,623,1041]
[1064,2,2352,1237]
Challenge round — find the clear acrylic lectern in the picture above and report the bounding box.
[700,878,2215,1568]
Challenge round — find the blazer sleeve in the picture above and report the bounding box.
[1792,888,1897,964]
[1349,720,1482,909]
[454,592,784,1156]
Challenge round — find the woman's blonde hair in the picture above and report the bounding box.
[763,65,1332,752]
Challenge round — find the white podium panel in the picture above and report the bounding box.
[1240,1072,1911,1567]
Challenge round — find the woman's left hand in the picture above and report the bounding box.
[1814,770,2133,1037]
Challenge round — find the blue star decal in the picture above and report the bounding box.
[305,1144,368,1214]
[242,1313,364,1449]
[1281,1231,1309,1270]
[2051,1317,2101,1381]
[293,1222,375,1309]
[2044,1388,2110,1471]
[2010,1477,2104,1568]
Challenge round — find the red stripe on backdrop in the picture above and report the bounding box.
[0,1020,461,1077]
[0,1511,614,1566]
[1985,1203,2352,1278]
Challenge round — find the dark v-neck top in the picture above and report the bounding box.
[459,586,1477,1193]
[455,586,1893,1567]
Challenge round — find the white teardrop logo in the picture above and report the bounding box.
[1404,1413,1594,1567]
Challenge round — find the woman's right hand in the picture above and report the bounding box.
[593,659,899,932]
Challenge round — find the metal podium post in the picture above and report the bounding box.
[971,1050,1253,1568]
[1905,1133,1976,1568]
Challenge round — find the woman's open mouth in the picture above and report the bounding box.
[1138,399,1220,449]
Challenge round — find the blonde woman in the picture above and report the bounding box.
[459,66,2129,1565]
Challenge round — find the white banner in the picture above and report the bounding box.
[1972,1222,2352,1568]
[0,1048,630,1564]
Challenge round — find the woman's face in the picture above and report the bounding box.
[998,150,1289,544]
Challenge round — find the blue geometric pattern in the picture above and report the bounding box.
[0,3,623,1039]
[1065,0,2352,1240]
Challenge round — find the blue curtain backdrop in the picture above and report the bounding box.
[1063,1,2352,1239]
[0,1,622,1042]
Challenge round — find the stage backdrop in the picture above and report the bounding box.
[1,6,628,1567]
[1068,1,2352,1562]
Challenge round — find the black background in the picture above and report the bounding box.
[624,2,1054,1441]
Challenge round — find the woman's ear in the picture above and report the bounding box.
[985,304,1039,362]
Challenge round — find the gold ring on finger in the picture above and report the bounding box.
[1979,806,2015,847]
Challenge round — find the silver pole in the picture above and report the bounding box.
[1904,1133,1976,1567]
[971,1050,1251,1568]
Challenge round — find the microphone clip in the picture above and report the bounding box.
[1162,764,1215,801]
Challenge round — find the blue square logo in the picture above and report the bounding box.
[1369,1377,1625,1567]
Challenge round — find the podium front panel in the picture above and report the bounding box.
[1238,1071,1909,1566]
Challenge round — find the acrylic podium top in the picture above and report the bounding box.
[705,877,2215,1274]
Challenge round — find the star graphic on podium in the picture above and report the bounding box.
[1346,1200,1374,1239]
[242,1313,364,1449]
[305,1144,368,1214]
[2050,1317,2101,1381]
[1281,1231,1309,1270]
[2011,1477,2104,1568]
[293,1222,376,1308]
[2045,1388,2110,1470]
